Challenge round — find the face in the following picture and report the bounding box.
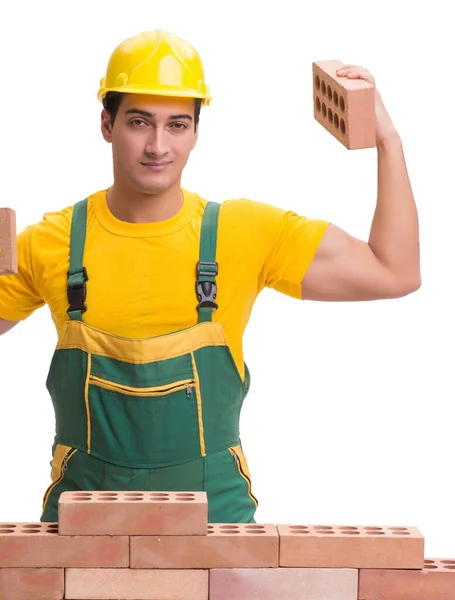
[101,94,198,195]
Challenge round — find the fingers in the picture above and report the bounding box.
[337,66,369,75]
[336,65,375,86]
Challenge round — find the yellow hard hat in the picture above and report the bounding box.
[97,30,211,105]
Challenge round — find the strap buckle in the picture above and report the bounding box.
[197,260,218,277]
[67,267,88,314]
[196,280,219,310]
[196,261,218,310]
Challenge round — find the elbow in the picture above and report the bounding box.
[411,274,422,293]
[393,272,422,298]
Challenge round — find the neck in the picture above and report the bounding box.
[106,181,183,224]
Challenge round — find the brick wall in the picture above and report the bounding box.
[1,490,454,599]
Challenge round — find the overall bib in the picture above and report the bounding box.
[40,199,258,523]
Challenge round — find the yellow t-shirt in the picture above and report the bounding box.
[0,188,330,380]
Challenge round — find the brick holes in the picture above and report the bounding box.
[315,74,346,136]
[67,491,198,503]
[207,525,268,536]
[424,559,455,571]
[286,525,414,537]
[0,523,60,535]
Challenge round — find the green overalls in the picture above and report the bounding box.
[40,198,258,523]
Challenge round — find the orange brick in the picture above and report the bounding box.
[279,524,424,568]
[131,523,278,568]
[0,567,63,600]
[0,522,128,568]
[209,567,358,600]
[0,208,17,275]
[313,60,376,149]
[58,490,208,536]
[359,558,455,599]
[65,568,208,599]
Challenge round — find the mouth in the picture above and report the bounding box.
[140,161,172,171]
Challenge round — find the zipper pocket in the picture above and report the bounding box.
[88,375,196,398]
[42,447,78,511]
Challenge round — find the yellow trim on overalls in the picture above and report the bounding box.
[229,445,259,507]
[42,444,78,511]
[88,375,195,396]
[191,351,206,456]
[84,353,92,454]
[56,320,228,363]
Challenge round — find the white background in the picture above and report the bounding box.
[0,0,454,558]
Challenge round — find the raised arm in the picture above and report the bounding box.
[301,66,420,302]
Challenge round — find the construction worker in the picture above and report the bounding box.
[0,30,420,524]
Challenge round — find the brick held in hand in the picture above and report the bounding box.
[0,208,18,275]
[312,59,376,150]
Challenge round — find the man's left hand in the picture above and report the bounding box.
[336,64,399,147]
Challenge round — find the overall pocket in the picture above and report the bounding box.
[86,358,203,468]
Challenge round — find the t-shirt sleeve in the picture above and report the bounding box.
[0,224,45,321]
[253,200,330,299]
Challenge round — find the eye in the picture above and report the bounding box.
[170,122,188,130]
[129,118,148,127]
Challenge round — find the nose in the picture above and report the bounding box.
[144,126,170,157]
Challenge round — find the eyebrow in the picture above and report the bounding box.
[125,108,193,121]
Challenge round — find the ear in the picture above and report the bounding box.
[100,109,113,143]
[191,127,199,150]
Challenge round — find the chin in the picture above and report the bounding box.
[135,179,171,195]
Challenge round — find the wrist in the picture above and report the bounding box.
[377,130,402,151]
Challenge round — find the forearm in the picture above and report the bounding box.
[368,133,421,289]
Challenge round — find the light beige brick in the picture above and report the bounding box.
[65,568,208,599]
[209,567,358,600]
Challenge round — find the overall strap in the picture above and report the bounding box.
[196,201,220,323]
[67,198,89,321]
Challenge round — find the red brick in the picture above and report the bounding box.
[313,60,376,149]
[0,567,63,600]
[279,524,424,568]
[131,523,278,568]
[359,558,455,599]
[0,208,17,275]
[58,490,208,536]
[209,567,358,600]
[0,522,128,567]
[65,568,208,599]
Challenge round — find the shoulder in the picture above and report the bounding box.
[216,196,302,235]
[23,190,102,243]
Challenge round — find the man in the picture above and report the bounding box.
[0,30,420,524]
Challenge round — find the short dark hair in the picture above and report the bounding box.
[102,92,201,130]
